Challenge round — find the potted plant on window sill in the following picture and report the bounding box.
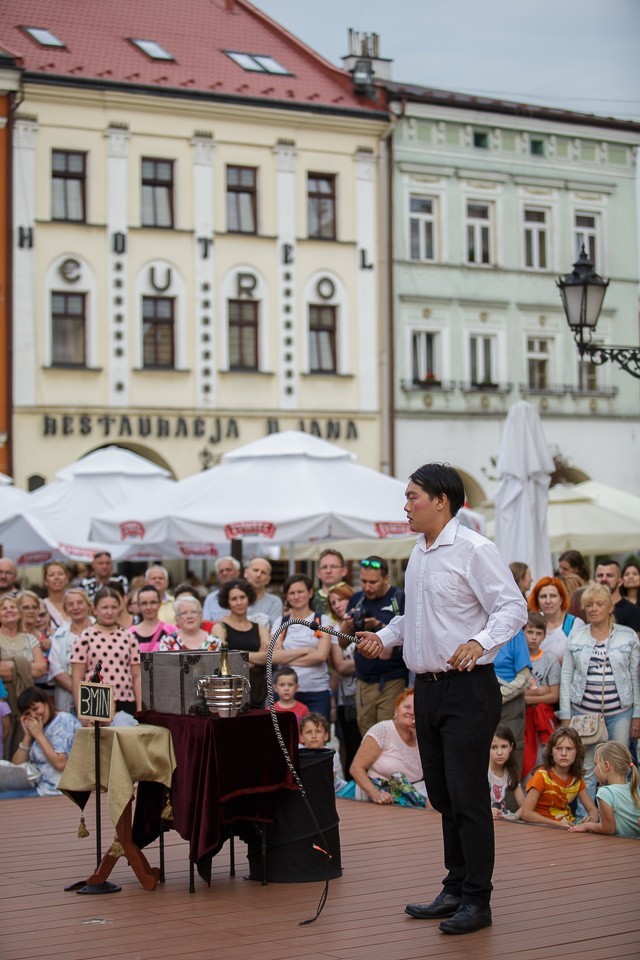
[416,372,442,389]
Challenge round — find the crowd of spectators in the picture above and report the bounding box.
[0,546,638,839]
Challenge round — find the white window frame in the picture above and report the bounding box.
[573,210,600,265]
[576,353,599,392]
[43,255,98,368]
[465,200,494,266]
[408,193,437,262]
[526,335,555,390]
[134,260,187,370]
[523,206,550,271]
[302,271,348,375]
[411,329,438,382]
[468,333,498,386]
[220,266,270,373]
[405,320,450,385]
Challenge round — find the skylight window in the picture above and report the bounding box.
[225,51,291,75]
[130,38,174,61]
[22,26,65,48]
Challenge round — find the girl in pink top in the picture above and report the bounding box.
[71,587,141,715]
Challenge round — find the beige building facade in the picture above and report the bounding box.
[7,4,388,487]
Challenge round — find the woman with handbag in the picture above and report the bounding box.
[559,583,640,800]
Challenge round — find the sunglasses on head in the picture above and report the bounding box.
[360,559,382,569]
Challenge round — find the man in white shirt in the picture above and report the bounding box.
[358,463,527,936]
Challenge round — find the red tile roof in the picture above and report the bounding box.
[0,0,385,116]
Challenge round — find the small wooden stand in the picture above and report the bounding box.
[85,799,162,891]
[67,679,122,895]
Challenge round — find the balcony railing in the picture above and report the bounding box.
[520,383,618,398]
[401,378,456,393]
[400,379,619,400]
[460,381,513,395]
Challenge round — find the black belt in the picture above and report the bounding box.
[416,665,491,683]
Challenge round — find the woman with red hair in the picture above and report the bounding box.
[528,577,584,663]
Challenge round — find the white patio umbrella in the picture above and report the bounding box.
[288,506,487,561]
[545,482,640,554]
[90,432,413,552]
[493,402,555,581]
[0,446,175,564]
[486,480,640,556]
[0,473,29,523]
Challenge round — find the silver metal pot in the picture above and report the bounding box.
[197,674,250,718]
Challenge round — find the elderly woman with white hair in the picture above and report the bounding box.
[559,582,640,800]
[158,595,215,652]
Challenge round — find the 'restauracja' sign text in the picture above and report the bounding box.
[41,414,360,443]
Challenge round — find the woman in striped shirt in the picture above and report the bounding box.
[559,583,640,800]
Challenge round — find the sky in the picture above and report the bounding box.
[255,0,640,121]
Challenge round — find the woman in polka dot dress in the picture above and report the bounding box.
[70,587,141,716]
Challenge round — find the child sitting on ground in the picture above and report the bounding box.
[299,712,347,793]
[522,726,598,829]
[522,612,560,779]
[273,667,309,728]
[569,741,640,838]
[489,724,525,820]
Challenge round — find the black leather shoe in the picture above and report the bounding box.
[439,903,492,935]
[405,891,462,919]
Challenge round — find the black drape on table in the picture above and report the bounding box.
[247,747,342,882]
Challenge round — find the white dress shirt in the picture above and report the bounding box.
[378,517,528,674]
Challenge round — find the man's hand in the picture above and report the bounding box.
[447,640,484,672]
[340,615,356,637]
[631,718,640,739]
[356,631,383,659]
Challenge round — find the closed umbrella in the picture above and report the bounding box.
[493,402,554,581]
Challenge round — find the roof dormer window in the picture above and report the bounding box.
[129,38,174,61]
[22,26,65,48]
[225,51,291,75]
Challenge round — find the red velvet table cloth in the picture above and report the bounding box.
[133,709,299,882]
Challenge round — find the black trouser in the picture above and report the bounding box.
[414,665,501,908]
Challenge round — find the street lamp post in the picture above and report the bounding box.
[557,246,640,379]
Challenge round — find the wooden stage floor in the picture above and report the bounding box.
[2,792,639,960]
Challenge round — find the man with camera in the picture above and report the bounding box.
[339,556,406,735]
